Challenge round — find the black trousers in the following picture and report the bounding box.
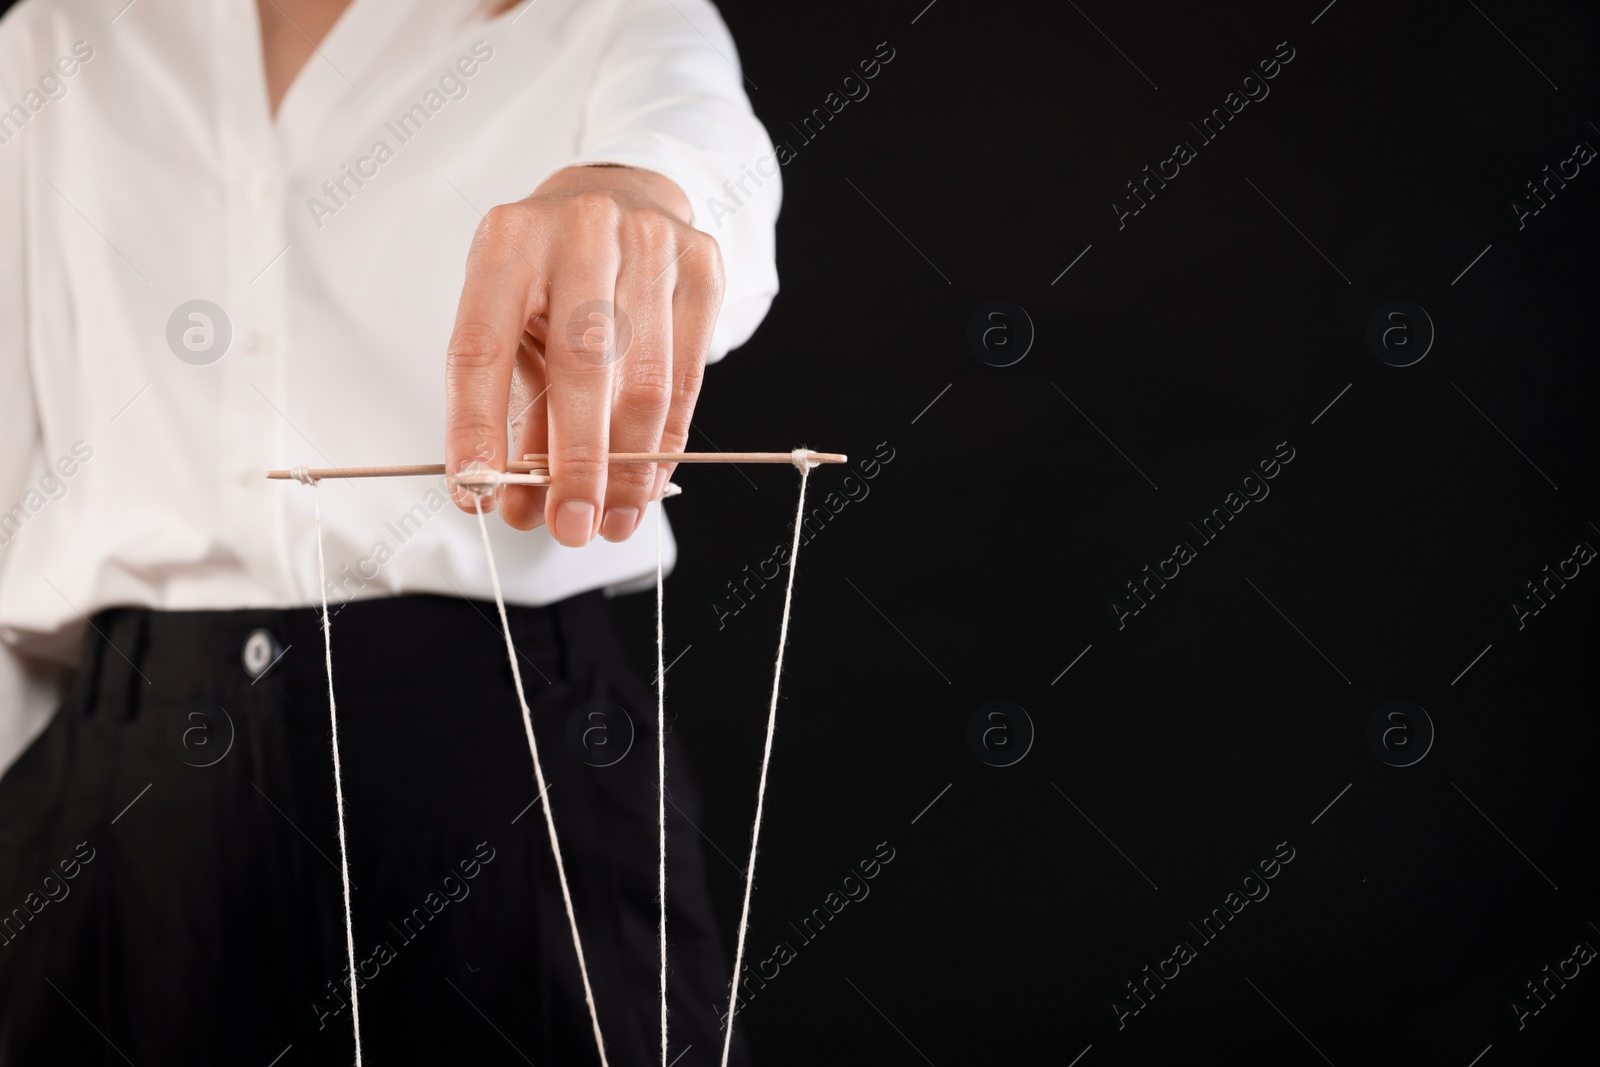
[0,593,748,1067]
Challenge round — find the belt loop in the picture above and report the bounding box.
[87,610,151,722]
[120,611,152,722]
[75,609,113,720]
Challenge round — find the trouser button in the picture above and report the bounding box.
[242,628,281,679]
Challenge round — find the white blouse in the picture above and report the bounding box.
[0,0,781,775]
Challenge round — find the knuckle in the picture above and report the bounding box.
[689,226,720,257]
[607,463,653,494]
[450,418,503,442]
[446,322,507,369]
[627,209,676,248]
[618,368,672,417]
[687,230,724,279]
[623,353,673,395]
[552,443,609,482]
[674,356,706,400]
[478,203,535,248]
[564,191,622,228]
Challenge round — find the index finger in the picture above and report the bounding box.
[445,205,546,511]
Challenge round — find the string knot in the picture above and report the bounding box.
[451,462,501,496]
[789,448,816,472]
[289,465,314,485]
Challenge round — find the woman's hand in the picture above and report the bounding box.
[445,164,725,545]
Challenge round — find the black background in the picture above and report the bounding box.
[605,1,1599,1064]
[3,0,1593,1063]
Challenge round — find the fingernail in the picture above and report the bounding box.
[554,500,595,546]
[651,467,668,500]
[600,507,639,543]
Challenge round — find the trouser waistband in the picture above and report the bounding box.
[66,592,598,723]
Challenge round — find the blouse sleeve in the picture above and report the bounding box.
[553,0,781,363]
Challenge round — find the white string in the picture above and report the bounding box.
[719,453,815,1066]
[292,459,803,1067]
[301,473,365,1067]
[468,488,611,1067]
[655,502,669,1067]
